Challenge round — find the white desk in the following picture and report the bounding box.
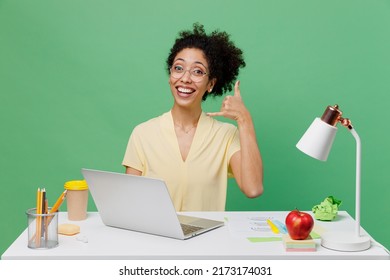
[2,211,389,260]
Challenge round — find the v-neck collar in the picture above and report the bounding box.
[164,110,208,163]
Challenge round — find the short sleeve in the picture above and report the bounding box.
[122,126,144,173]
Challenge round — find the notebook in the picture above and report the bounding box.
[81,168,224,240]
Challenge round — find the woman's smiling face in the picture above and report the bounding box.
[169,48,215,108]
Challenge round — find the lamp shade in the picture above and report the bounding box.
[296,118,337,161]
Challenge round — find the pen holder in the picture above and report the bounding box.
[26,207,59,249]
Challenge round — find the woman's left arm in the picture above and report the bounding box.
[207,81,263,198]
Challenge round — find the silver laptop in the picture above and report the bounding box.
[82,168,224,240]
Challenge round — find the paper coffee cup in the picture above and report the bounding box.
[64,180,88,221]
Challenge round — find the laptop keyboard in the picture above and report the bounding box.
[180,224,203,235]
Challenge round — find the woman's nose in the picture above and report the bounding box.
[180,70,192,82]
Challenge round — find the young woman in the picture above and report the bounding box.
[122,23,263,211]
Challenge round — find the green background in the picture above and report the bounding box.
[1,0,389,256]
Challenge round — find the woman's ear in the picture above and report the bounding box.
[208,78,217,92]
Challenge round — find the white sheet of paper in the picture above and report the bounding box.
[226,213,281,238]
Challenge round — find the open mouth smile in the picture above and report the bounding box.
[177,86,196,95]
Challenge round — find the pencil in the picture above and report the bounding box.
[35,188,42,246]
[44,190,68,226]
[41,188,46,238]
[49,190,67,213]
[43,198,50,241]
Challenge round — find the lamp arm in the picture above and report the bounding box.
[349,128,362,237]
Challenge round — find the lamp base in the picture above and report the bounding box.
[321,231,371,252]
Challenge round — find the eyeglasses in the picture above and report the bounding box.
[169,64,208,82]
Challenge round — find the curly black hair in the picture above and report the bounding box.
[166,23,246,101]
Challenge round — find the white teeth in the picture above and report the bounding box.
[178,87,194,94]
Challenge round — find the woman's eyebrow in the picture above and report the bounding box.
[173,58,207,68]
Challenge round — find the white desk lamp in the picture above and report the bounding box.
[296,104,371,251]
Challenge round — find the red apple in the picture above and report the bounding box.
[285,209,314,240]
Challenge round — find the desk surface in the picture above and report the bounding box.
[2,211,389,260]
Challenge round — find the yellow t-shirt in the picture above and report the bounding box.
[122,111,240,211]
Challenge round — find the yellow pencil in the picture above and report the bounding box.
[35,188,42,246]
[266,219,280,234]
[43,190,68,226]
[49,190,67,213]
